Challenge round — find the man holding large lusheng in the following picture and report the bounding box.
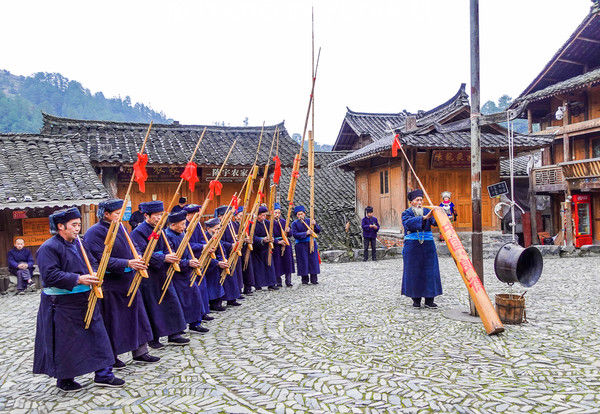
[33,207,124,391]
[401,189,443,308]
[84,199,158,369]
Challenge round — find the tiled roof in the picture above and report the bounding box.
[514,67,600,105]
[332,84,470,150]
[41,113,300,167]
[0,134,109,210]
[513,5,600,103]
[500,155,531,177]
[330,129,554,168]
[279,151,362,250]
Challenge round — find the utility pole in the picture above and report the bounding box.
[470,0,483,316]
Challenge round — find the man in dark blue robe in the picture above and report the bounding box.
[7,238,35,293]
[164,210,208,333]
[401,189,443,308]
[171,197,187,213]
[237,206,256,295]
[272,203,295,287]
[227,210,245,297]
[33,207,124,391]
[130,201,189,349]
[203,218,229,310]
[84,199,157,368]
[215,205,241,306]
[291,205,321,285]
[186,204,212,322]
[251,206,278,290]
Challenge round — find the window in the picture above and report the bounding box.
[379,170,389,194]
[592,139,600,158]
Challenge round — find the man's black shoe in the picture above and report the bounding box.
[132,353,160,364]
[148,340,164,349]
[94,376,125,388]
[211,305,226,312]
[286,283,293,287]
[203,315,215,321]
[227,300,241,306]
[255,287,263,291]
[238,295,245,300]
[189,325,209,333]
[168,336,190,346]
[57,379,83,392]
[276,283,283,287]
[268,286,279,291]
[424,302,439,309]
[113,358,126,370]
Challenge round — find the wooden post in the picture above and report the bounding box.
[469,0,483,317]
[563,101,570,162]
[101,167,119,197]
[564,197,574,248]
[528,168,539,245]
[527,108,533,134]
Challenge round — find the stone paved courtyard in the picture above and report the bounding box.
[1,255,600,413]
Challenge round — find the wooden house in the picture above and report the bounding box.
[331,84,552,232]
[0,133,109,267]
[512,1,600,245]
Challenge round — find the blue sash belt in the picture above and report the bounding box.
[43,285,91,295]
[404,231,434,241]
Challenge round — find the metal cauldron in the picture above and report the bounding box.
[494,243,543,287]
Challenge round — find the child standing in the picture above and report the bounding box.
[361,206,380,261]
[439,191,457,241]
[7,238,34,294]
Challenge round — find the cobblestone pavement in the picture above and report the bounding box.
[1,256,600,413]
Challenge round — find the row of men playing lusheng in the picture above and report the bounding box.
[33,198,321,392]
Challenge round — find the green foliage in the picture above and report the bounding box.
[0,70,171,133]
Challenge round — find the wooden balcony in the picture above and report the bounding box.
[560,157,600,191]
[532,165,566,193]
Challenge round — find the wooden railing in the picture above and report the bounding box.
[560,157,600,180]
[532,165,566,192]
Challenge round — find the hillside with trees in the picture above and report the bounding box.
[0,70,171,133]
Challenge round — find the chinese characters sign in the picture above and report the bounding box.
[18,217,51,246]
[205,167,251,182]
[431,150,495,169]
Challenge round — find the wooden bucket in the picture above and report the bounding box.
[495,294,526,324]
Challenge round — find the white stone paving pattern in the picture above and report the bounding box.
[1,256,600,413]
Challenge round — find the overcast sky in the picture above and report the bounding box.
[0,0,591,145]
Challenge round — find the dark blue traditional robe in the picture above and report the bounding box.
[164,227,204,324]
[220,222,241,300]
[272,218,295,277]
[251,219,277,287]
[130,221,187,338]
[227,221,244,293]
[188,223,212,315]
[7,247,34,277]
[33,235,114,380]
[201,232,226,300]
[84,221,153,355]
[291,218,321,276]
[401,208,443,298]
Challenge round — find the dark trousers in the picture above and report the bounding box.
[363,237,377,261]
[277,274,292,286]
[301,274,318,284]
[16,269,31,291]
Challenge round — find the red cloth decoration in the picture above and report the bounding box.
[180,162,199,192]
[208,180,223,200]
[318,251,321,264]
[133,153,148,193]
[273,156,282,184]
[258,191,265,202]
[292,170,300,178]
[148,231,160,241]
[231,196,239,211]
[392,134,402,158]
